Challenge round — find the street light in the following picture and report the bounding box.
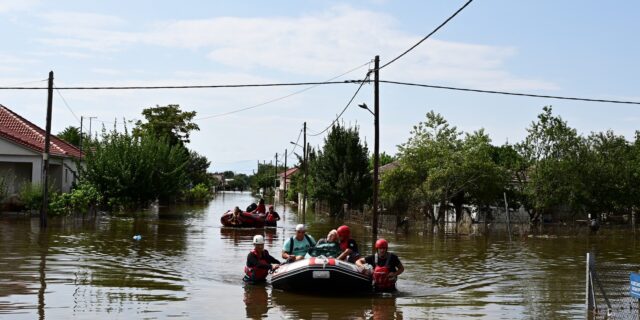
[360,55,380,253]
[290,121,307,224]
[358,103,374,116]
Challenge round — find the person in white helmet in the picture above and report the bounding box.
[244,234,281,283]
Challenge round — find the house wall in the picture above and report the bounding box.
[0,161,32,195]
[0,137,80,194]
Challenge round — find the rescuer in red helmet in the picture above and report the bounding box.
[336,225,360,263]
[355,238,404,292]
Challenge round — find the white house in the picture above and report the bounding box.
[0,104,83,198]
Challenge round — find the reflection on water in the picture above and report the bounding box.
[0,191,638,319]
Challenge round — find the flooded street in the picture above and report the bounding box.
[1,191,638,319]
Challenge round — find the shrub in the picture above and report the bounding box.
[184,183,212,203]
[18,183,43,211]
[49,182,102,216]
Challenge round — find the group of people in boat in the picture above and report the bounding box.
[229,199,281,227]
[243,223,404,292]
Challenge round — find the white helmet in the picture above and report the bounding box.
[253,235,265,245]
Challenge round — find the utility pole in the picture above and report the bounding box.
[372,55,380,253]
[274,153,278,204]
[79,116,84,153]
[303,121,307,225]
[41,71,54,228]
[87,116,97,140]
[283,148,287,210]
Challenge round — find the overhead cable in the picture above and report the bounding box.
[0,80,355,90]
[380,80,640,105]
[54,86,81,123]
[195,61,371,120]
[308,72,371,137]
[379,0,474,70]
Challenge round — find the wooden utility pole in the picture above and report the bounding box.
[274,153,278,204]
[371,55,380,252]
[41,71,54,228]
[283,148,287,208]
[303,121,307,225]
[79,116,84,153]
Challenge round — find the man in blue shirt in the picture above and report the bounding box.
[282,224,316,262]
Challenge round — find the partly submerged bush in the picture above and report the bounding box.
[49,182,102,216]
[82,125,189,209]
[18,183,43,211]
[184,183,212,203]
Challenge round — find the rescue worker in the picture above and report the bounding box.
[244,235,280,283]
[336,225,360,263]
[265,205,280,227]
[355,238,404,292]
[282,224,316,262]
[252,199,266,214]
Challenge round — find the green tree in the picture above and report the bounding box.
[227,173,250,191]
[369,151,395,170]
[517,106,586,222]
[82,124,189,208]
[57,126,82,147]
[581,131,633,216]
[313,124,371,214]
[134,104,199,146]
[392,112,507,223]
[186,151,211,187]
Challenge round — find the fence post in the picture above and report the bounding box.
[586,252,594,316]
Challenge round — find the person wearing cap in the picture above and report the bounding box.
[282,224,316,262]
[244,234,280,283]
[336,225,360,263]
[265,205,280,227]
[355,238,404,292]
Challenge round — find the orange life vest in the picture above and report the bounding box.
[372,253,396,291]
[244,249,269,282]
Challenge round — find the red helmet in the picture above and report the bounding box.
[375,239,388,249]
[337,225,350,238]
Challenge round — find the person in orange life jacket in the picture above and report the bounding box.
[282,224,316,262]
[265,205,280,226]
[244,235,280,283]
[336,225,360,263]
[355,238,404,291]
[252,199,266,214]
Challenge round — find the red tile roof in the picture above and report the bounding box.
[0,104,83,158]
[278,167,299,178]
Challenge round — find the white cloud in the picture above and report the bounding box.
[0,0,39,13]
[35,6,557,91]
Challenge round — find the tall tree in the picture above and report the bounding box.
[57,126,81,147]
[313,123,371,214]
[517,106,586,222]
[134,104,200,146]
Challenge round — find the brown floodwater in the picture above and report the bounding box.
[0,191,638,319]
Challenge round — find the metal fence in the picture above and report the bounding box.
[586,253,640,319]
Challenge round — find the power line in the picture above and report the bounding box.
[53,86,81,123]
[0,80,356,90]
[195,61,371,120]
[379,0,474,70]
[380,80,640,105]
[1,79,48,87]
[308,72,371,137]
[288,128,304,157]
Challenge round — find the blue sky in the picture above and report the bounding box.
[1,1,639,174]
